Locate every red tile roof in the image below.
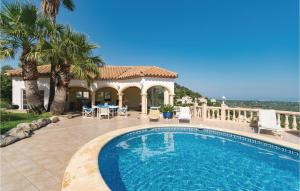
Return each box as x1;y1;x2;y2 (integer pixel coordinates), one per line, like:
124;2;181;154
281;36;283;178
6;65;177;80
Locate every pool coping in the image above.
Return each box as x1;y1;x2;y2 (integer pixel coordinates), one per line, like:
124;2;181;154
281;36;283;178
61;124;300;191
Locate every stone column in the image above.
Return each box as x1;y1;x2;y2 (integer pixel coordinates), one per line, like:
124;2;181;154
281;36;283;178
91;92;96;107
164;90;169;104
202;101;207;121
141;93;147;114
169;94;174;106
221;103;227;121
118;93;123;107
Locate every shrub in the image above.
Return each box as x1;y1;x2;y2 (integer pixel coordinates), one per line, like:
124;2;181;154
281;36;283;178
159;104;175;113
0;99;11;109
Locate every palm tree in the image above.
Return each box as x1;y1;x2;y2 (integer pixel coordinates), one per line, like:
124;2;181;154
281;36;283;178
36;27;104;115
41;0;75;22
40;0;75;111
0;2;53;113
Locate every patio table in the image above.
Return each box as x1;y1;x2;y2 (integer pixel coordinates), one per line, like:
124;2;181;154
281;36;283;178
93;105;119;117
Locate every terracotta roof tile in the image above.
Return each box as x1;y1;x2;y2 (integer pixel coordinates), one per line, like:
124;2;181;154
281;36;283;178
6;65;177;80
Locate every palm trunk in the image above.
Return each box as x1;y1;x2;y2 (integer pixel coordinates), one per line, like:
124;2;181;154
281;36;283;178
50;61;71;115
47;63;56;111
50;84;67;115
41;3;57;111
21;48;46;114
46;13;56;112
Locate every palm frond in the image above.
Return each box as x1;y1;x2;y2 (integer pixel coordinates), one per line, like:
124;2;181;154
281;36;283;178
0;1;45;61
0;39;19;59
62;0;75;11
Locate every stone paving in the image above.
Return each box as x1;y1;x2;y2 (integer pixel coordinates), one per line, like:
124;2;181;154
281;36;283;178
1;112;299;191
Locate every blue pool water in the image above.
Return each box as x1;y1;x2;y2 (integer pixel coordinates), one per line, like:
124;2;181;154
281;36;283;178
99;127;300;191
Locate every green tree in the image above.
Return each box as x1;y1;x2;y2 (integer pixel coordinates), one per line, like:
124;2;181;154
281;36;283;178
35;27;104;114
40;0;75;111
0;65;13;101
174;83;202;102
0;2;54;113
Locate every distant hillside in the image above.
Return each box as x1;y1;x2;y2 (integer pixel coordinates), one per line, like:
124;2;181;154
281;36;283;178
223;100;300;112
174;83;202;101
174;84;299;112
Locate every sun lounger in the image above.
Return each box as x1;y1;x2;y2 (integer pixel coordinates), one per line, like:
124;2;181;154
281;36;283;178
178;107;191;122
258;109;283;136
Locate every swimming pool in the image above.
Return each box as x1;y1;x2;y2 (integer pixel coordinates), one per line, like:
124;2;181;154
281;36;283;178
99;127;300;191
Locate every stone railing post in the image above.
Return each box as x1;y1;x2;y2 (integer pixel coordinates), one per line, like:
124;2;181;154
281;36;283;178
276;113;281;126
201;102;207;121
221;103;227;121
284;114;289;129
227;110;230;121
233;110;236;121
193;102;198;118
292;115;297;130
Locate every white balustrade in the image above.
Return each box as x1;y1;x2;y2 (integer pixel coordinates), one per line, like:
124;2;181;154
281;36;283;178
275;111;300;130
186;104;299;131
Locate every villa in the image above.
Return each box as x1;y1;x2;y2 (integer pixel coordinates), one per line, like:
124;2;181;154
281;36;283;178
7;65;177;113
1;1;299;191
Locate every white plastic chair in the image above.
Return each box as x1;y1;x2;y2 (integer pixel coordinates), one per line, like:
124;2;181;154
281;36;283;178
178;107;192;123
258;109;283;136
98;107;110;119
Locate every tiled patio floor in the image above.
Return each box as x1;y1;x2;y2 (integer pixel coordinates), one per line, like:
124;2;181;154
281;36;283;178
1;112;299;191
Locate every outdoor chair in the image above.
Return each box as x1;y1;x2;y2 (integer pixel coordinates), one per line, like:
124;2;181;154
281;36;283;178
258;109;283;136
118;105;128;116
98;107;110;119
149;107;160;121
82;106;94;118
178;107;191;123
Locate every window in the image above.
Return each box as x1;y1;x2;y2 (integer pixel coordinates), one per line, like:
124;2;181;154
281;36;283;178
22;90;44;109
96;91;111;102
75;91;89;99
75;91;82;98
83;92;89;99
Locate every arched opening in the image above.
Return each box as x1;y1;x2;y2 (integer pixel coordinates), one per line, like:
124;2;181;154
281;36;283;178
147;86;164;107
95;87;118;105
123;87;141;111
66;87;91;111
147;85;170;108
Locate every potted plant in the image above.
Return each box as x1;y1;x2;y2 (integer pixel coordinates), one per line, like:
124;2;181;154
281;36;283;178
159;104;175;119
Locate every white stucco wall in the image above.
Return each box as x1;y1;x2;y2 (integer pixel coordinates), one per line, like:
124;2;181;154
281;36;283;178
12;77;50;109
12;77;175;110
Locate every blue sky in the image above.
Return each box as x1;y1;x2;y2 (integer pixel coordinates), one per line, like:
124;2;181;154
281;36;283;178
2;0;299;101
